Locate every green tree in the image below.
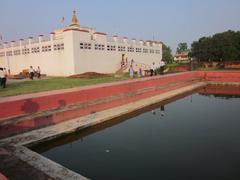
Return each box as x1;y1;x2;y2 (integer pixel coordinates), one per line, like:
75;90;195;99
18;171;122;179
162;43;173;64
176;42;189;54
191;30;240;61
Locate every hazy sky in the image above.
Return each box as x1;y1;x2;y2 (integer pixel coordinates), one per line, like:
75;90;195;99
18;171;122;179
0;0;240;52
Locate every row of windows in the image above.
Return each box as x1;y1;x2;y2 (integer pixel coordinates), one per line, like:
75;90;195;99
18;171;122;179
0;43;65;57
79;42;161;54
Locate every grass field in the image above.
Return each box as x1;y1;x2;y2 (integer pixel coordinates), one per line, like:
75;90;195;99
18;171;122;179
0;75;129;97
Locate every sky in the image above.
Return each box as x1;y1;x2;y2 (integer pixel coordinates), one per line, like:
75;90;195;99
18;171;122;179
0;0;240;53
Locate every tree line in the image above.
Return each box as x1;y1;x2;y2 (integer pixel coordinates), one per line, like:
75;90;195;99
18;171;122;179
163;30;240;63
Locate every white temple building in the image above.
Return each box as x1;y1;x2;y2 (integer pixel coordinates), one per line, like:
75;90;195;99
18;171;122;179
0;11;162;76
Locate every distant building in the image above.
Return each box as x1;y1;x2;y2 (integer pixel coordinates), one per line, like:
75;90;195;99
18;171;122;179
174;52;189;62
0;11;162;76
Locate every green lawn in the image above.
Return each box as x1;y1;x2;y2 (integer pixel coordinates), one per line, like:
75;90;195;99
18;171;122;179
0;75;129;97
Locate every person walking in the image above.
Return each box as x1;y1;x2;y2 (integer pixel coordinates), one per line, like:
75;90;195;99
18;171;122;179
29;66;34;80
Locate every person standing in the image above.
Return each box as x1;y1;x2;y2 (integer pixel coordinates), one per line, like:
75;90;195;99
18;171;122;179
1;68;8;88
160;60;166;75
138;67;142;78
36;66;41;79
150;62;156;76
0;68;4;88
129;65;134;78
29;66;34;80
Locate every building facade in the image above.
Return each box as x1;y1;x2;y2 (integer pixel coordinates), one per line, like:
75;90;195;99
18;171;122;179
0;11;162;76
174;52;189;62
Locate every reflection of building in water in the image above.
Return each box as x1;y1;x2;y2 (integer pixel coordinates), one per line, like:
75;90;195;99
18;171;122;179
0;11;162;76
160;105;165;116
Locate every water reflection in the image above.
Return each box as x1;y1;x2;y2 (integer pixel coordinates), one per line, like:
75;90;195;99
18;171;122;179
31;85;240;180
160;105;165;116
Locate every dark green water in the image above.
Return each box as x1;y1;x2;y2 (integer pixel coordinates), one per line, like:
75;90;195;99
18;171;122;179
33;92;240;180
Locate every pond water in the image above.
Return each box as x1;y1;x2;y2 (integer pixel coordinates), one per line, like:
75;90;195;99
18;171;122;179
32;89;240;180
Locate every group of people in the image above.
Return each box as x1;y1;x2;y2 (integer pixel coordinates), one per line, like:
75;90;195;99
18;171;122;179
0;67;8;88
29;66;41;80
129;59;166;78
150;60;166;76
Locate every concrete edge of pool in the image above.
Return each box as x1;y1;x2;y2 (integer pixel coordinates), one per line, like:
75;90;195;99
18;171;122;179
0;82;208;180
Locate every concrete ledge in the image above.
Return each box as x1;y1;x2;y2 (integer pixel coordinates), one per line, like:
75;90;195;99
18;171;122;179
9;145;88;180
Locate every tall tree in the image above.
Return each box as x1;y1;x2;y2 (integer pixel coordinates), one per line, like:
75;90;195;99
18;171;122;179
162;43;173;64
176;42;188;54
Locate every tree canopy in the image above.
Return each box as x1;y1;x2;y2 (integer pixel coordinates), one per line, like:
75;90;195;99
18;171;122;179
191;30;240;61
162;43;173;63
176;42;189;54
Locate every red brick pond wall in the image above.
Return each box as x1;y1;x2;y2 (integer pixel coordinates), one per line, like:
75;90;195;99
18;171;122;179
0;71;240;138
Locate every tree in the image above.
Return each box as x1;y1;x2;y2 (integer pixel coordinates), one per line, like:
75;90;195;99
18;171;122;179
176;42;189;54
162;43;173;64
191;30;240;61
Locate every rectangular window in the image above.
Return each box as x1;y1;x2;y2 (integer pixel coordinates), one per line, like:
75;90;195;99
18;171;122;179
136;48;142;53
118;46;126;52
42;45;51;52
80;43;91;50
14;49;21;55
155;50;161;54
143;48;149;53
0;52;5;57
107;45;116;51
6;51;13;56
150;49;155;54
95;44;105;50
22;48;30;55
54;43;64;51
127;47;134;52
31;47;40;53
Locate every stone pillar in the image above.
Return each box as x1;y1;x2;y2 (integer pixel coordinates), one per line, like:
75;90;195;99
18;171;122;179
28;37;33;44
113;35;118;42
11;41;16;47
50;32;55;41
3;42;8;48
123;37;128;43
131;38;136;44
38;35;43;43
19;39;24;47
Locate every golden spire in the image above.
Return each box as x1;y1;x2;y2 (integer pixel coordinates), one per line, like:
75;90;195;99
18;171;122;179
69;10;79;27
